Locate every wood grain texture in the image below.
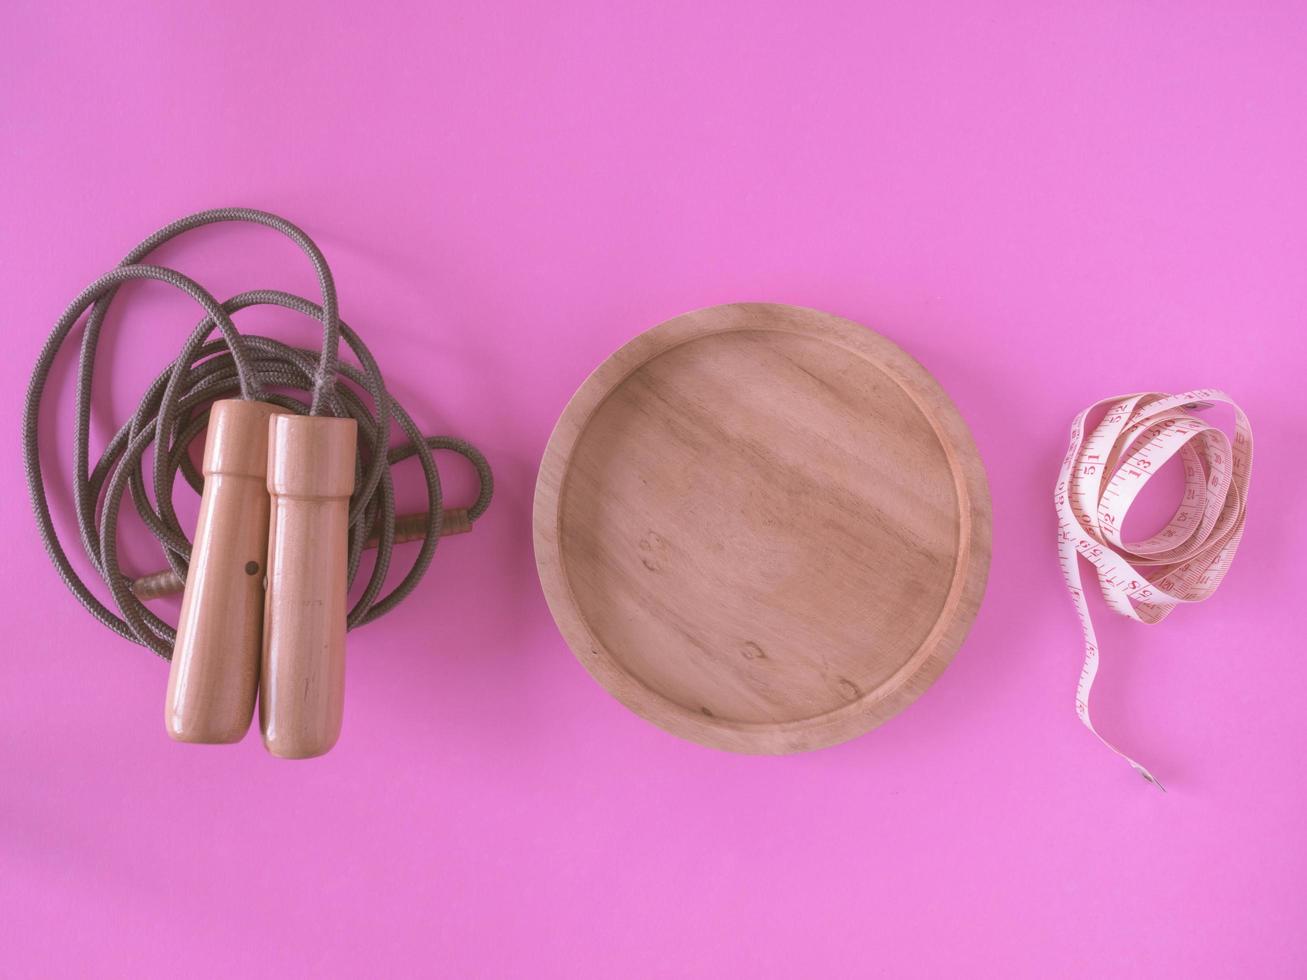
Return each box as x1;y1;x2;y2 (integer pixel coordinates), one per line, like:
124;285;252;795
260;414;357;760
166;399;281;744
533;303;991;754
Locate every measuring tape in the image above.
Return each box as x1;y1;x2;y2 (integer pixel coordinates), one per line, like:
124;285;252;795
1055;389;1253;790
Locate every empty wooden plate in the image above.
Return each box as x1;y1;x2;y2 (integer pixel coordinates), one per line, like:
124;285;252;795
533;303;991;753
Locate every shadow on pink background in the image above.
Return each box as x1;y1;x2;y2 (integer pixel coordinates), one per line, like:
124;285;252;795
2;2;1305;977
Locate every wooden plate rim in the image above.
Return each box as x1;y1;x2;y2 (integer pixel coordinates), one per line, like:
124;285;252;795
532;302;992;754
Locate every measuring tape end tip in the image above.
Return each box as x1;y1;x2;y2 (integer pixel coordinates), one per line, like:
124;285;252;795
1133;765;1167;793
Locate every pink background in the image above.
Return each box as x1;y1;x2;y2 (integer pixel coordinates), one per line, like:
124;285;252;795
3;2;1305;977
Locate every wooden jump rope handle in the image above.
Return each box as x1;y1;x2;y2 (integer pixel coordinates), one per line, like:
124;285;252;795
131;509;471;600
165;400;281;743
260;414;357;759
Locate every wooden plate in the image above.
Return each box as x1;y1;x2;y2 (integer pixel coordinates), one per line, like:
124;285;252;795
533;303;991;753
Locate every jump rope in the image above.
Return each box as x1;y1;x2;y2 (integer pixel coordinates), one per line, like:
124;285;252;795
23;207;492;757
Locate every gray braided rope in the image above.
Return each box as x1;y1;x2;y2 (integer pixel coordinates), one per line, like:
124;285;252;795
23;208;493;659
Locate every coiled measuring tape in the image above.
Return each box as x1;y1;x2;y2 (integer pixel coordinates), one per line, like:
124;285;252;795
1055;389;1252;790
